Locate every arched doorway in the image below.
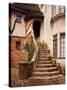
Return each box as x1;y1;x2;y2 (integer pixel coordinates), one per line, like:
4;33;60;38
33;20;41;40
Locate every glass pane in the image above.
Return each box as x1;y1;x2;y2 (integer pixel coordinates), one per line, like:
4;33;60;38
60;33;65;57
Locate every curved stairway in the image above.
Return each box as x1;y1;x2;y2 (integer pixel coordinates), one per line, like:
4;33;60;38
28;45;65;86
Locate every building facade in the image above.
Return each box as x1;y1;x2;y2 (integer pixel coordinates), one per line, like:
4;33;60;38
9;3;44;86
39;4;65;65
9;3;43;64
9;3;65;87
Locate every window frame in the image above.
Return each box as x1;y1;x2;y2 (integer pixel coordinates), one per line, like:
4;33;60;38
16;41;21;50
53;34;57;58
16;15;22;23
60;33;65;58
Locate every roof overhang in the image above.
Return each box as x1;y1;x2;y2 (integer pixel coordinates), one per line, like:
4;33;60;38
9;3;44;19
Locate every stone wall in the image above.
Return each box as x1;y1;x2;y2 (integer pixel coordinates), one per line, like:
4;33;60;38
11;32;34;64
11;36;25;64
10;32;35;86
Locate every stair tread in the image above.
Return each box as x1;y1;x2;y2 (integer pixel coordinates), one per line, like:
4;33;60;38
30;74;63;80
37;63;55;66
33;71;59;74
34;67;57;70
40;57;48;59
28;45;65;85
39;59;50;61
39;57;49;59
37;61;52;63
36;65;55;68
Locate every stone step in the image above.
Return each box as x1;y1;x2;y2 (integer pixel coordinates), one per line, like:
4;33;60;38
37;60;52;64
39;56;49;58
39;59;51;62
32;71;60;77
26;46;65;86
39;50;48;52
39;48;44;50
39;54;50;57
36;63;55;68
39;48;48;50
39;52;49;55
34;67;58;72
39;57;49;60
39;48;49;51
30;74;63;80
28;74;64;85
39;56;51;61
39;56;50;59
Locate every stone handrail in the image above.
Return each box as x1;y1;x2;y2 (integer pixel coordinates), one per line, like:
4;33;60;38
18;31;38;80
30;36;38;63
24;28;38;63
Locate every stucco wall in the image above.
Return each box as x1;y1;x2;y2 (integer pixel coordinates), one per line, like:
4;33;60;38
11;11;34;37
11;12;26;37
53;16;65;35
52;16;65;65
11;36;25;64
40;5;53;56
52;16;65;57
11;33;34;64
10;11;35;64
39;5;65;65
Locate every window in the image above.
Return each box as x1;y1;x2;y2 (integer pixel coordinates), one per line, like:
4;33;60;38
16;15;22;23
60;33;65;58
59;6;65;14
16;41;21;50
53;35;57;58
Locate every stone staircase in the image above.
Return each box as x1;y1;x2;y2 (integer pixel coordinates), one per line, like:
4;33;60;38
28;45;65;86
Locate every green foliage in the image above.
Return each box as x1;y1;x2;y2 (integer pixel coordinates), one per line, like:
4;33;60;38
48;49;50;54
24;42;34;61
60;65;65;75
56;63;61;72
48;55;52;60
39;40;48;49
52;60;65;75
53;60;56;65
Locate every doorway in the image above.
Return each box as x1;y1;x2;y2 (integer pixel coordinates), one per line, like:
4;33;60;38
33;20;41;40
